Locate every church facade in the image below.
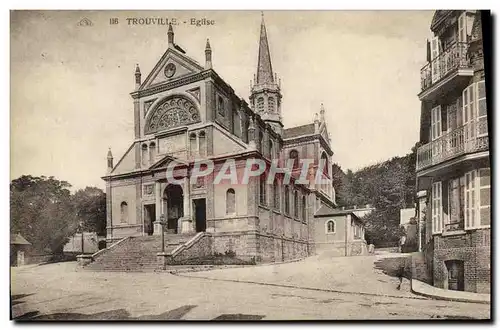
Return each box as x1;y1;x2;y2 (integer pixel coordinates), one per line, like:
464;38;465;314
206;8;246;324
103;16;336;263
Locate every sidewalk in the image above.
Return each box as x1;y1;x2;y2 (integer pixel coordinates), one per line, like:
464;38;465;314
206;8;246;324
411;279;490;304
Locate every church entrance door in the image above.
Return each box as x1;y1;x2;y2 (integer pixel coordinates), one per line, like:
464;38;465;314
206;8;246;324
193;198;206;232
164;184;183;234
143;204;155;236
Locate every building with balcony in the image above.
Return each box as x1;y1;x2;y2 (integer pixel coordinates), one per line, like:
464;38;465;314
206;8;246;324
415;11;490;293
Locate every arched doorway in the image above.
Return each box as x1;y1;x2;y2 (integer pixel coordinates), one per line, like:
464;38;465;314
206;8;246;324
163;184;184;234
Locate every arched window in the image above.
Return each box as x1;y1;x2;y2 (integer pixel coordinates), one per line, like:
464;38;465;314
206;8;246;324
218;96;225;116
189;133;197;157
273;180;280;210
284;186;290;214
289;150;299;169
268;97;275;113
294;190;299;218
302;195;307;221
326;220;336;233
226;188;236;214
256;97;264;113
141;144;148;166
149;142;156;165
120;202;128;223
268;139;274;159
321;152;329;177
198;131;206;157
259;176;267;206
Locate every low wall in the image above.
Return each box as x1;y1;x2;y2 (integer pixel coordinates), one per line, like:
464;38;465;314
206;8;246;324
411;252;432;284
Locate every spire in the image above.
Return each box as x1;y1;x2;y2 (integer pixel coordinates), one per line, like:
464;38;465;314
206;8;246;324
205;38;212;69
168;23;174;46
135;64;141;89
256;12;274;84
320;103;325;122
107;148;114;173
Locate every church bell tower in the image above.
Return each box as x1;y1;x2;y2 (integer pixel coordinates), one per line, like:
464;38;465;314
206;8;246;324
249;13;283;136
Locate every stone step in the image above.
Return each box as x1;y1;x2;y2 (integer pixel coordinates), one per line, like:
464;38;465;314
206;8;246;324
84;234;196;272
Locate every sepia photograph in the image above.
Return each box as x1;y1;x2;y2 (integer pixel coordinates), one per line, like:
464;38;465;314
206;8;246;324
9;8;492;321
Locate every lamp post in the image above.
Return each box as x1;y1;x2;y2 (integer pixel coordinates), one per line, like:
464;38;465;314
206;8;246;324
159;215;166;253
79;220;84;255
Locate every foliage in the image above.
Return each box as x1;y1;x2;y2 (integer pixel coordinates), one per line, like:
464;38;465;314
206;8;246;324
73;187;106;236
10;175;106;254
334;143;419;247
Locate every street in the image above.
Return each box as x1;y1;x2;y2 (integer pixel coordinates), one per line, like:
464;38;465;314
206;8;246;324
10;253;490;320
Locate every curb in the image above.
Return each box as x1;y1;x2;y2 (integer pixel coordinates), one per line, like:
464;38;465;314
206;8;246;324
410;279;490;305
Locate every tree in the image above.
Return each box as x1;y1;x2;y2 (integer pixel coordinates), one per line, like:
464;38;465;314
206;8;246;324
72;187;106;236
337;144;419;247
10;175;79;254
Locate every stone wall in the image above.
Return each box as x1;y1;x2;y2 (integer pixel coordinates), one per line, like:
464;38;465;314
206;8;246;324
411;252;432;284
169;233;213;263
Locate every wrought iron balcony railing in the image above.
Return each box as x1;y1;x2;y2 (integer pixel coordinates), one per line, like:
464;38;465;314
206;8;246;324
420;42;470;91
416;120;489;172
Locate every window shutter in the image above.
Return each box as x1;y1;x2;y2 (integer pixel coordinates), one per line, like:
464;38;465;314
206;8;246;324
464;170;477;229
476;81;487;137
430;36;440;83
463;83;476;144
431;105;442;140
432;181;443;234
478;168;491;227
458;12;467;43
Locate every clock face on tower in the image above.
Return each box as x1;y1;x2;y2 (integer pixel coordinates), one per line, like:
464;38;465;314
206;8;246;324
164;63;176;78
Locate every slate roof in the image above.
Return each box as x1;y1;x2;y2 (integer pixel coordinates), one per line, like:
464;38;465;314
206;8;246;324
10;233;31;246
314;205;364;223
283;123;315;139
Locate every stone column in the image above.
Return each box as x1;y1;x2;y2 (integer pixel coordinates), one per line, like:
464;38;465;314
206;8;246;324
153;181;163;236
417;190;427;252
180;177;194;233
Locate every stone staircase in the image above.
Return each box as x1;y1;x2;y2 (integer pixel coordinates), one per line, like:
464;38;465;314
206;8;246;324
84;234;196;272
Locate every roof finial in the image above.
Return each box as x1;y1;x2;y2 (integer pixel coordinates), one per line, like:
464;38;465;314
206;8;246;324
168;23;174;46
205;38;212;69
320;103;325;121
135;64;141;89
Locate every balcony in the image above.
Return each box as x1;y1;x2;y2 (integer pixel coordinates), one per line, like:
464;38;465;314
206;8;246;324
416;120;489;172
419;42;473;101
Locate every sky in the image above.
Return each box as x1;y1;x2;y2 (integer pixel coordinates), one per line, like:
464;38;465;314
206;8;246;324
10;10;434;190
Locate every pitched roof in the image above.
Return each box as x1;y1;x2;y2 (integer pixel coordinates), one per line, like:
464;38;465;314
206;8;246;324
283;123;315;139
314;205;363;222
10;233;31;245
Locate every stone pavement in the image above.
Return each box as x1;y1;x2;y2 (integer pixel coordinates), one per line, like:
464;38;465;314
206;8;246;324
181;252;416;299
412;279;491;304
10;257;490;320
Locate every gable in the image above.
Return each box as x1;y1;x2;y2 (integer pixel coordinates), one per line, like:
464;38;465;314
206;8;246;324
141;48;204;90
111;143;136;175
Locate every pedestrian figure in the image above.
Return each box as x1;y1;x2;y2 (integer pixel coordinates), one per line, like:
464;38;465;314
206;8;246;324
398;227;407;253
396;265;405;290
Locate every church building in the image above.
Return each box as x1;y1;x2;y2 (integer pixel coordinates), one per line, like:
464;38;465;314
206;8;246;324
103;15;336;263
